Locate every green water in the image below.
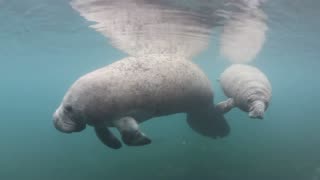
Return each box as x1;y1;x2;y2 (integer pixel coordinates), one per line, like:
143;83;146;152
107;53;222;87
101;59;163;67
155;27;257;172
1;0;320;180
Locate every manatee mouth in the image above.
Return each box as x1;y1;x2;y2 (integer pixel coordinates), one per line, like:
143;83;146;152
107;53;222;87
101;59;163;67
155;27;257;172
54;118;74;133
53;117;85;133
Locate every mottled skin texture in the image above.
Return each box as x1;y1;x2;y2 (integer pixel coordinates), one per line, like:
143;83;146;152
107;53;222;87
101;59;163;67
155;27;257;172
53;55;230;149
216;64;272;119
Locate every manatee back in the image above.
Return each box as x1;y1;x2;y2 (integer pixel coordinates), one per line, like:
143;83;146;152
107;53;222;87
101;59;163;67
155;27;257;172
64;55;213;122
219;64;271;110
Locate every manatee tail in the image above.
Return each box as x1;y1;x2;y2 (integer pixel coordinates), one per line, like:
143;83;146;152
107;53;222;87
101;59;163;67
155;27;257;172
186;105;230;139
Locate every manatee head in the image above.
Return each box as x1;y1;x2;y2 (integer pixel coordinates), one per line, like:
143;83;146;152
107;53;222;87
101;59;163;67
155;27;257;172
248;100;268;119
246;90;270;119
53;104;86;133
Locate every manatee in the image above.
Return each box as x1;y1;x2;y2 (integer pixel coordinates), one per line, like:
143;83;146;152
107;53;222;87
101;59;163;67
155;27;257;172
53;55;230;149
216;64;272;119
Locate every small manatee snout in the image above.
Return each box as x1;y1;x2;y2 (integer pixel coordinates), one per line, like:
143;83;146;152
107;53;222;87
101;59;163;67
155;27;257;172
248;100;266;119
249;109;264;119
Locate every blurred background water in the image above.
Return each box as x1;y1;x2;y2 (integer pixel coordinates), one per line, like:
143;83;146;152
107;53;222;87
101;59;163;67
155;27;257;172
0;0;320;180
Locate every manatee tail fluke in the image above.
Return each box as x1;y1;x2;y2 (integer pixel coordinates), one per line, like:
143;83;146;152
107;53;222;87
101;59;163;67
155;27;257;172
94;126;122;149
186;105;230;139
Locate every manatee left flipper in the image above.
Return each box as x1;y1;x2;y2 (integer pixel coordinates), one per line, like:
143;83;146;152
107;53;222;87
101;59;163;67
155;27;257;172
94;126;122;149
114;117;152;146
215;98;235;114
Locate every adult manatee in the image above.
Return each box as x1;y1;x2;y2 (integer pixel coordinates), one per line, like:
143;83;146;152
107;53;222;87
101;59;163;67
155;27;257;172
53;55;230;149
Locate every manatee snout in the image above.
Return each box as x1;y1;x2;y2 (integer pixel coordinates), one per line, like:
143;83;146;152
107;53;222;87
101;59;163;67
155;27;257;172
248;109;264;119
248;100;266;119
53;106;85;133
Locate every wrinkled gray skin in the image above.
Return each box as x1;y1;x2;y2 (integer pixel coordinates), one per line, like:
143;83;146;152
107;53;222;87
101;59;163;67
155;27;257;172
216;64;272;119
53;55;230;149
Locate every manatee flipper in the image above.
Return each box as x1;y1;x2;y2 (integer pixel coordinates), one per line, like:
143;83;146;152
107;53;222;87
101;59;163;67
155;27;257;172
215;98;235;114
187;105;230;139
94;126;122;149
114;117;151;146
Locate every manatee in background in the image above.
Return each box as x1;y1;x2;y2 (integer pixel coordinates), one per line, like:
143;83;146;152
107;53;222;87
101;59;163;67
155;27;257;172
53;55;230;149
215;64;272;119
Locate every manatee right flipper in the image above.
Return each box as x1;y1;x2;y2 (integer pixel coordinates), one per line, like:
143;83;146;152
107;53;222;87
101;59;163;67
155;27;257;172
215;98;235;114
94;126;122;149
114;117;152;146
187;105;230;139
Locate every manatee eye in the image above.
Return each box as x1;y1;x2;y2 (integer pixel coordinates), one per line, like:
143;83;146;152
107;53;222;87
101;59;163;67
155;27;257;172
65;105;73;112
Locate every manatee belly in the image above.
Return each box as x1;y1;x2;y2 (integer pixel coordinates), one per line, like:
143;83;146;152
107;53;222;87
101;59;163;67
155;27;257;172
63;55;213;124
